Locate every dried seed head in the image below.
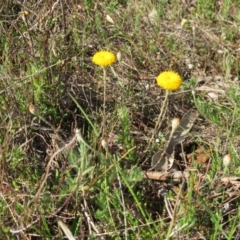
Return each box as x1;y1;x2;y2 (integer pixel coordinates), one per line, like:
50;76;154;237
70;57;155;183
101;138;108;150
223;154;231;167
28;104;37;115
171;118;180;131
116;51;121;61
181;19;188;27
74;128;82;143
24;11;29;16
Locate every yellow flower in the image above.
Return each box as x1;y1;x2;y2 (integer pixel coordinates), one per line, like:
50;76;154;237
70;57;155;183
156;71;182;90
92;50;116;67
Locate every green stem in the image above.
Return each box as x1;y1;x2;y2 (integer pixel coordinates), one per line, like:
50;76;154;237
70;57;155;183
102;67;107;135
148;90;169;148
156;90;169;130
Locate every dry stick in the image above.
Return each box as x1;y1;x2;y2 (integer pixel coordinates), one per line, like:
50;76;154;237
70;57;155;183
1;192;26;239
32;136;76;203
143;170;190;183
82;189;102;237
164;195;173;219
58;220;75;240
81;202;104;239
165;183;183;239
10;220;38;235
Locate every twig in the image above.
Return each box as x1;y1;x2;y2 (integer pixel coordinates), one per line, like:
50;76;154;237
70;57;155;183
32;135;76;203
58;220;75;240
143;170;191;183
164;196;173;219
10;220;38;234
81;202;103;238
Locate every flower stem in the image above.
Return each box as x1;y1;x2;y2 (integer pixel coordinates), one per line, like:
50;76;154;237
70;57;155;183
101;67;107;135
156;90;169;129
148;90;169;147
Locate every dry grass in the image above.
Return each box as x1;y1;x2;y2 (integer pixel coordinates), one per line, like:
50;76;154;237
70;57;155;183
0;0;240;239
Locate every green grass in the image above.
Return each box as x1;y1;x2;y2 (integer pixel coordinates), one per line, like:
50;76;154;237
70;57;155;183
0;0;240;239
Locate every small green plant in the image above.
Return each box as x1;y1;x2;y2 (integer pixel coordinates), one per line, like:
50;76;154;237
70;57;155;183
1;0;240;239
117;105;136;162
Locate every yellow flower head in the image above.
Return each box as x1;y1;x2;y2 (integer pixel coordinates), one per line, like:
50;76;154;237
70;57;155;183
156;71;182;91
92;50;116;67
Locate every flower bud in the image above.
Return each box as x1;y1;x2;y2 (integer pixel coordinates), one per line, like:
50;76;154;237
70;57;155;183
28;104;37;115
24;11;29;16
74;128;80;140
223;154;231;167
117;52;121;61
171;118;180;131
101;138;108;150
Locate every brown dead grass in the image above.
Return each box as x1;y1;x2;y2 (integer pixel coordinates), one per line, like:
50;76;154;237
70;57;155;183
0;0;240;239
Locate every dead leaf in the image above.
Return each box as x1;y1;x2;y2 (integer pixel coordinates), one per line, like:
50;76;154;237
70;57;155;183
151;151;179;171
151;109;199;171
187;147;211;164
